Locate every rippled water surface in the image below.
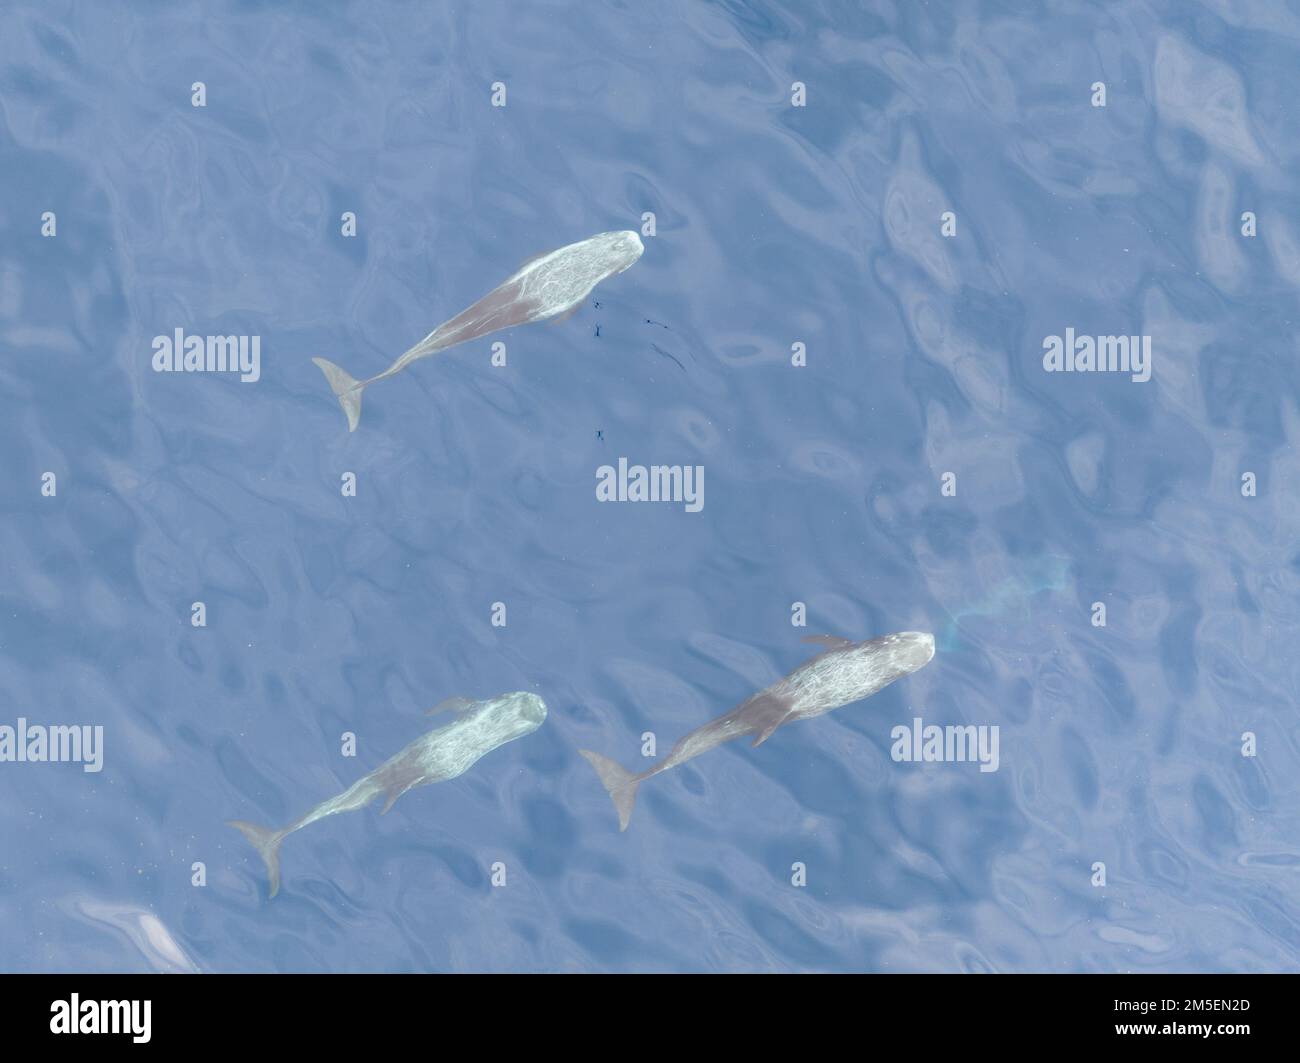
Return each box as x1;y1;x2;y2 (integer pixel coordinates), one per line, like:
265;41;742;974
2;0;1299;973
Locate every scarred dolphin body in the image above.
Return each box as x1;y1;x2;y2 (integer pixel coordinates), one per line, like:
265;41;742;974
580;632;935;831
228;691;547;896
313;230;644;431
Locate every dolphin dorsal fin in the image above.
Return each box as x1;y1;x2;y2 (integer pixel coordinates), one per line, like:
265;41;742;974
802;634;854;651
426;696;476;717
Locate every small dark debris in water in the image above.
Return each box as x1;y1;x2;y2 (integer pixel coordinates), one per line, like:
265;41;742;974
596;429;604;442
651;343;685;371
595;324;601;338
645;318;670;329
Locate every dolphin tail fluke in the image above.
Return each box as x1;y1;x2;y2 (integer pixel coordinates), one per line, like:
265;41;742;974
579;749;639;831
227;820;287;898
312;357;364;432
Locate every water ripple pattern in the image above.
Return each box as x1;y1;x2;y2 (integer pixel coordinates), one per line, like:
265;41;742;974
0;0;1298;972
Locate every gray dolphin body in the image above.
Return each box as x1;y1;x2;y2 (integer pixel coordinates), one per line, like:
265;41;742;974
313;230;644;431
580;632;935;831
228;692;547;896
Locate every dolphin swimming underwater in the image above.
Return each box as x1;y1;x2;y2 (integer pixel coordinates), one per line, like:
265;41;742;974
580;632;935;831
313;229;645;431
228;692;547;896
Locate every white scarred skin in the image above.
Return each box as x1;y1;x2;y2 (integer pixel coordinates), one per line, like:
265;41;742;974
579;632;937;832
643;633;935;778
291;691;548;829
313;230;644;431
776;632;936;721
375;230;645;383
229;692;547;895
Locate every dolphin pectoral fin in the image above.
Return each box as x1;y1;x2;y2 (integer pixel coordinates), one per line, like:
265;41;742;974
425;696;476;717
380;781;409;815
802;634;854;651
742;693;795;749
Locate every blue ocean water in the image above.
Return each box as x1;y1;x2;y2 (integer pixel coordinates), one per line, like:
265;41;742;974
2;0;1299;974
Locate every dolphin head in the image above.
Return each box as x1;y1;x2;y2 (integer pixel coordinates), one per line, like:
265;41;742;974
492;691;548;736
793;630;935;717
852;630;935;685
603;230;644;273
891;631;936;674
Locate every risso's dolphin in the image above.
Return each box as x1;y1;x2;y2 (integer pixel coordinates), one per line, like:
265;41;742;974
313;229;644;431
228;691;547;896
580;632;935;831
